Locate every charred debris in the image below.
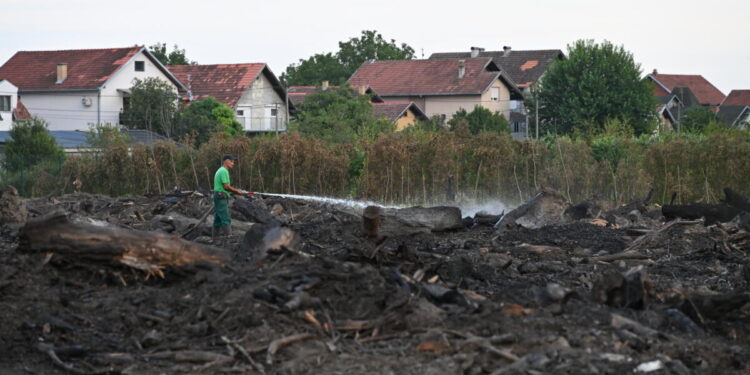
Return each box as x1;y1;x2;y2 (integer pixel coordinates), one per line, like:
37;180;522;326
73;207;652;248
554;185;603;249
0;185;749;374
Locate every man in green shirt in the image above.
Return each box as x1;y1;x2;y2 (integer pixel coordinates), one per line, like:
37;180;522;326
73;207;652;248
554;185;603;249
213;154;251;244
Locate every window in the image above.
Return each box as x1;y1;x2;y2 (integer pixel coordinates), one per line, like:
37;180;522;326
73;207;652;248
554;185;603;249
135;61;145;72
270;108;278;117
513;121;522;133
237;110;244;116
490;88;500;102
0;96;10;111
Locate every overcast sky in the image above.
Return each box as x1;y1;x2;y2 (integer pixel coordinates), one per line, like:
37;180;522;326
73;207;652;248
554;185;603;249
2;0;748;93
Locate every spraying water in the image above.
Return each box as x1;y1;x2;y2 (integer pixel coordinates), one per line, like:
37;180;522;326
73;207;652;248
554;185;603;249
255;192;512;217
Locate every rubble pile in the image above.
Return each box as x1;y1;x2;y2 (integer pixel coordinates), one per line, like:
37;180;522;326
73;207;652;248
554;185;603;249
0;189;748;374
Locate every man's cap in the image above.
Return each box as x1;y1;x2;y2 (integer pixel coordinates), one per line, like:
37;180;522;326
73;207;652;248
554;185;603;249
223;154;238;161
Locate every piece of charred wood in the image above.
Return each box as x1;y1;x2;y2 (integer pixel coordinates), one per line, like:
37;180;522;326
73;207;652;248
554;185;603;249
662;203;741;225
19;210;230;277
362;205;381;238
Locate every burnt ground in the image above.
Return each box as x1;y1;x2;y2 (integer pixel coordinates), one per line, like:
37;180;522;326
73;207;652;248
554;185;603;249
0;193;748;374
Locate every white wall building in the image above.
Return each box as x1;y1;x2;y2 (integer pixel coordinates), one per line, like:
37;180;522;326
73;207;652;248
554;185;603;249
0;47;184;130
168;63;290;133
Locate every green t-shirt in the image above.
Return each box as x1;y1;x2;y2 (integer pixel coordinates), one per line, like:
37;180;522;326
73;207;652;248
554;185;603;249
214;166;230;194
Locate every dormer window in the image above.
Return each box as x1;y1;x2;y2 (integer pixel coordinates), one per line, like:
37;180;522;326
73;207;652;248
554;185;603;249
135;61;145;72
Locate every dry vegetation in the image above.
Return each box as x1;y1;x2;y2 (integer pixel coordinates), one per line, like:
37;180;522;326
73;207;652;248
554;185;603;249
25;131;750;206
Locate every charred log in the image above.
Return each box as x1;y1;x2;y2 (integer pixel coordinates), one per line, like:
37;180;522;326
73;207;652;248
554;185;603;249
19;211;230;276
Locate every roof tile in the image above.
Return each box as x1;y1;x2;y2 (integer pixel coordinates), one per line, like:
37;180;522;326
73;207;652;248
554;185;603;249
348;58;501;96
649;73;725;106
429;49;563;86
723;90;750;106
0;47;143;91
168;64;266;108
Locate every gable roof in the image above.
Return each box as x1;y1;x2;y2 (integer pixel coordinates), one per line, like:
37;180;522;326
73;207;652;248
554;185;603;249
372;101;428;123
0;47;184;92
348;58;521;97
647;73;725;106
722;90;750;106
429;49;564;87
716;105;750;128
287;85;384;107
168;63;287;108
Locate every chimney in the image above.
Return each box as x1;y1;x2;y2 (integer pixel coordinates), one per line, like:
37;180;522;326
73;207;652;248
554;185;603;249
652;68;658;75
322;80;329;90
458;60;465;79
56;63;68;84
358;85;367;95
470;46;485;58
502;46;512;56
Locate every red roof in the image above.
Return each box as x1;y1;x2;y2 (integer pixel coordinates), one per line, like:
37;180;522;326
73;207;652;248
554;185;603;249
0;47;144;91
649;73;725;106
722;90;750;106
13;99;32;120
348;58;506;96
168;64;266;108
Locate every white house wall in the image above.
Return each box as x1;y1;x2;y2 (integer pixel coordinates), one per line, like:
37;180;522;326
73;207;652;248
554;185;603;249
0;80;18;130
21;91;100;130
235;71;288;132
101;51;179;123
22;50;178;131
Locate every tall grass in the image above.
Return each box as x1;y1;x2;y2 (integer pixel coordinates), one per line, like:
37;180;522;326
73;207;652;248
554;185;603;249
10;131;750;206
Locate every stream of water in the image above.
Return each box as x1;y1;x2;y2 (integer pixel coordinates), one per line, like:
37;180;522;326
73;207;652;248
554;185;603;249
255;192;510;217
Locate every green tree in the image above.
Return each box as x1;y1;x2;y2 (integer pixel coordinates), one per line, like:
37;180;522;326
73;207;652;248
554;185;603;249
4;118;64;174
538;40;656;136
175;97;243;145
288;87;394;143
680;106;718;134
448;106;510;135
123;77;179;138
148;43;196;66
337;30;415;73
281;53;350;86
281;30;414;86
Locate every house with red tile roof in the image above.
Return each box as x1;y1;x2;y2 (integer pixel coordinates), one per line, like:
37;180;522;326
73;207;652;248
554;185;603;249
646;70;726;111
429;46;564;138
348;58;523;132
0;46;185;130
168;64;289;132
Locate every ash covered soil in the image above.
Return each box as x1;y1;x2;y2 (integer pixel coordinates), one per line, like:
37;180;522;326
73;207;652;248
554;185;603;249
0;192;748;374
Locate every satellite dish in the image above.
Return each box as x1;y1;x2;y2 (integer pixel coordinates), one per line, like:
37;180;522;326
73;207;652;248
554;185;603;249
82;97;93;107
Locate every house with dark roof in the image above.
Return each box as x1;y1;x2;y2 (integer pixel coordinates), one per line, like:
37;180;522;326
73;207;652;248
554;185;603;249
288;83;427;130
646;71;725;112
167;64;290;133
655;86;700;131
348;58;523;133
0;47;185;131
429;46;564;139
717;90;750;129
